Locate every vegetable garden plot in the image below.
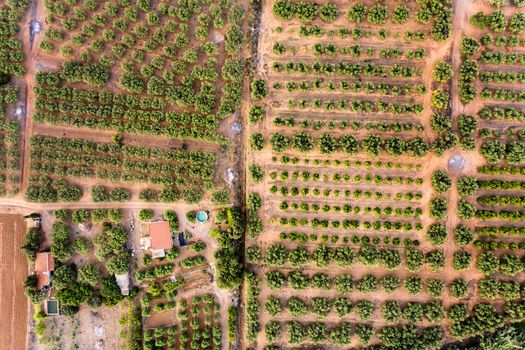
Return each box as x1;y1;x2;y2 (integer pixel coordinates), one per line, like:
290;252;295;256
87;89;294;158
143;294;222;350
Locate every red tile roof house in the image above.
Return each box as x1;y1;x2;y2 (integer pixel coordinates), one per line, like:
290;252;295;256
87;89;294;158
147;221;173;258
34;252;54;290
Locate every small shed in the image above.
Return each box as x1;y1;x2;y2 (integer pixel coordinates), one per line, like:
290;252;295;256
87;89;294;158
25;215;41;229
35;252;54;290
115;272;130;296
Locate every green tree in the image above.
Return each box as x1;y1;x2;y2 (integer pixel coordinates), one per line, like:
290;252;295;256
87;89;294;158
319;3;338;22
453;251;472;271
460;37;480;57
449;278;468;298
457;176;479;196
138;209;154;221
250;79;268;100
430;198;448;219
454;225;474;247
77;263;101;287
476;251;499;275
431;170;451;193
51;265;76;290
432;61;453;82
382;300;402;323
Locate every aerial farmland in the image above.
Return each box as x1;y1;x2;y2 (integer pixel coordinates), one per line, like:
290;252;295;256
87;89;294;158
0;0;523;349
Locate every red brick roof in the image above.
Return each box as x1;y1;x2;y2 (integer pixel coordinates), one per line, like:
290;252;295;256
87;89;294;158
36;273;50;290
149;221;173;250
35;252;54;272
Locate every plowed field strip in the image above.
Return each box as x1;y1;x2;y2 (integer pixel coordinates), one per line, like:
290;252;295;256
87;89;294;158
0;214;27;350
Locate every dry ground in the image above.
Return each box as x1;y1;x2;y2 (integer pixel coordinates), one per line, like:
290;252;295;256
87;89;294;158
0;214;28;350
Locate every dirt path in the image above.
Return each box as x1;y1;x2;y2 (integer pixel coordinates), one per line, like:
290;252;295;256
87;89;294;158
20;0;44;195
450;0;468;123
32;124;222;154
0;197;216;211
0;214;28;350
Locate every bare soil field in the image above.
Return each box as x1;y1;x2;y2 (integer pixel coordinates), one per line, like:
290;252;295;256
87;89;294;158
0;214;28;350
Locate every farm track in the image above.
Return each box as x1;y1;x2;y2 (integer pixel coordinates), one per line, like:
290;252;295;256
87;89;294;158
19;0;41;196
32;123;222;154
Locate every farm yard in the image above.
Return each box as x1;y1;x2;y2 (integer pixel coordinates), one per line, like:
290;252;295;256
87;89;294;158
0;0;524;349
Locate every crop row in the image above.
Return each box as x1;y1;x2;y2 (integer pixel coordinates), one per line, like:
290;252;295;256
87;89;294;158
35;72;165;106
308;44;427;61
270;186;423;202
271;156;422;172
279;202;422;218
474;239;525;252
33;111;226;144
274;216;421;233
245;271;260;341
478;165;525;175
29;162;212;191
480;87;525;103
476;226;525;237
297;24;430;42
282;98;424;116
479;70;525;83
478;278;524;301
479;33;525;48
31;146;212;177
476;251;525;277
144;294;221;350
477;178;525;190
480;139;525;165
263;269;443;295
477;195;525;207
277;231;421;248
0;91;20;197
259;244;446;272
275;79;426;96
264;133;429;157
478;105;525;121
265;296;454;324
475;209;525;222
270;322;442;348
271;60;421;79
470;10;525;34
273;117;423;133
30;149;213;180
478;50;525;65
269;170;423;186
272;0;453;41
30;135;217;163
34;97;216;129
